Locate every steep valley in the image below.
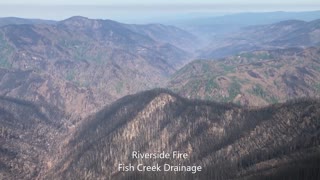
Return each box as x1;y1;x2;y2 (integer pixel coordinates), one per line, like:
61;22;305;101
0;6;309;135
0;17;320;117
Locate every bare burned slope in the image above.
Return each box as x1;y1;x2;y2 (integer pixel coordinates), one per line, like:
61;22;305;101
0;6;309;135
0;68;98;119
47;89;320;180
0;96;67;180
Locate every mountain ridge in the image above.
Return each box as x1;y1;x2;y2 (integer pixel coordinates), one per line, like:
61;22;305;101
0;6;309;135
42;88;320;180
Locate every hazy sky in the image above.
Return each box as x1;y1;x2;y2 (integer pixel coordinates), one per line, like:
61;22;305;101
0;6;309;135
1;0;319;5
0;0;319;22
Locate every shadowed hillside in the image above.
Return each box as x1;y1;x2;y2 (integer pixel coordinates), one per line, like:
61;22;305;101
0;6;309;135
44;89;320;180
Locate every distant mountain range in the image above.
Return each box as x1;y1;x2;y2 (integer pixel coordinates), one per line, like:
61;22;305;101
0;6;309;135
198;19;320;58
176;11;320;27
175;11;320;40
0;17;56;27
